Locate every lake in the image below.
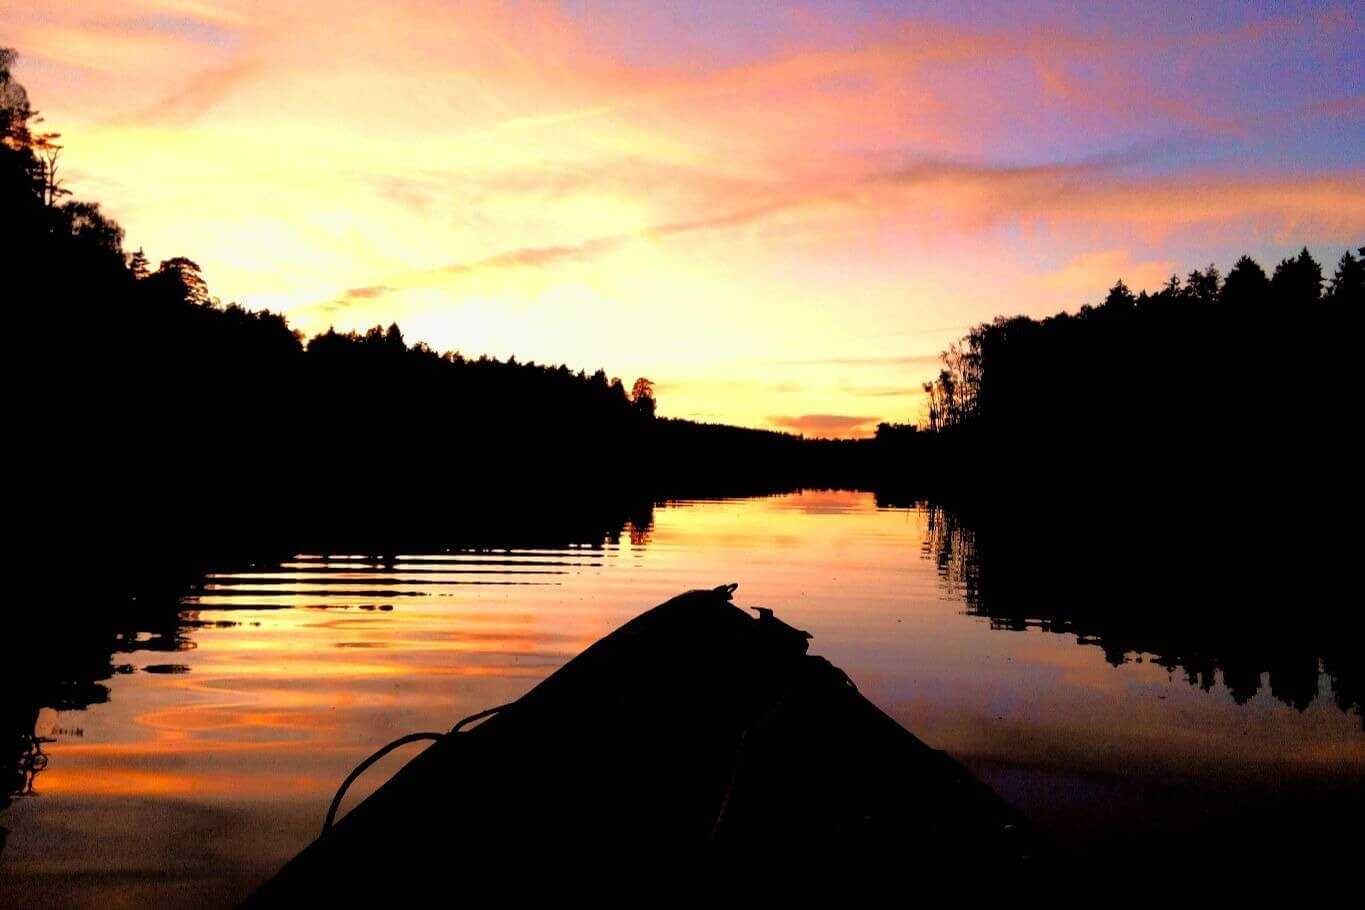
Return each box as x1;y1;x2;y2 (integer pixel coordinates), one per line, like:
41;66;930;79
2;490;1361;904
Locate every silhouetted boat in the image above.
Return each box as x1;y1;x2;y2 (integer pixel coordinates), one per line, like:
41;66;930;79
248;585;1039;900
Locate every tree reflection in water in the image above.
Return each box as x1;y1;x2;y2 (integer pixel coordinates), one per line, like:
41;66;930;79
913;496;1363;723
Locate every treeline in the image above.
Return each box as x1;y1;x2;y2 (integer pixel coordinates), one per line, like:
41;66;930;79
6;50;876;592
10;43;1361;581
4;45;654;463
879;244;1363;493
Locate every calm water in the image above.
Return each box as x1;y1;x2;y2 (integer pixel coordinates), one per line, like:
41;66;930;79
3;491;1362;904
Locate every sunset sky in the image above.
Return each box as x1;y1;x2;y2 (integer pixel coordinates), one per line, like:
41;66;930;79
6;1;1363;434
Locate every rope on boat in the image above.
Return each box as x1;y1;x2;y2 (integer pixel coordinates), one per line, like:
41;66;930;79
322;584;765;838
322;702;514;835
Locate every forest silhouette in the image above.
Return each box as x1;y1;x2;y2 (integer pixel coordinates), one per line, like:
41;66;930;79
4;46;1364;872
4;49;878;595
884;244;1364;493
5;45;1362;585
2;48;1365;592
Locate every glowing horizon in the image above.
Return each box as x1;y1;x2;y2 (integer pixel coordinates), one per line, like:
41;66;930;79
6;1;1363;435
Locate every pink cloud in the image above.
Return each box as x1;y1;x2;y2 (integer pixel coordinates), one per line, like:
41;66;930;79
769;414;881;438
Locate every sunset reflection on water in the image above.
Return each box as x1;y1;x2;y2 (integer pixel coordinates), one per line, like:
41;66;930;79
3;491;1362;905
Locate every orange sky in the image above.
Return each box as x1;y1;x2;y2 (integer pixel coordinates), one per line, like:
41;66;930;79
6;1;1363;434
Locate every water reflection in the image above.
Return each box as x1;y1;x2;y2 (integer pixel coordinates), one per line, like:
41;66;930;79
1;506;655;885
0;731;45;857
2;491;1361;902
2;606;194;863
913;499;1363;725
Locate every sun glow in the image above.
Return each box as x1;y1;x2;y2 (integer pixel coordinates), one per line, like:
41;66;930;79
7;1;1363;434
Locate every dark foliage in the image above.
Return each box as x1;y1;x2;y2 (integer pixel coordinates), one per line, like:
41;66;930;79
906;496;1363;725
8;45;1361;577
885;244;1362;494
5;51;868;598
872;246;1365;731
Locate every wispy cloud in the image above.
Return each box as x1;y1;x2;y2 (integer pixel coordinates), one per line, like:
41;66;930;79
842;386;927;398
302;284;396;316
769;414;881;438
440;198;800;276
324;160;1365;297
8;0;1362;431
123;57;259;125
341;285;392;300
777;354;943;368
